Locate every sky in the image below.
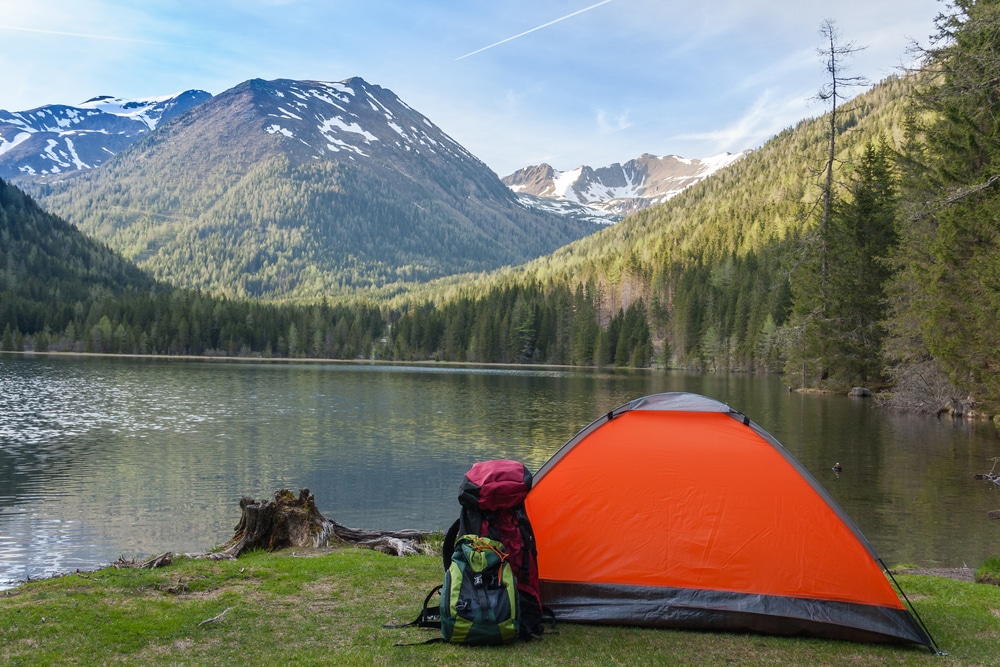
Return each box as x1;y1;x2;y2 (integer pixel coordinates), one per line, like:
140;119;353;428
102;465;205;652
0;0;944;177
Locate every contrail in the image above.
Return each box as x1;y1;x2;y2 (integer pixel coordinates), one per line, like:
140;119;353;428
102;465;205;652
0;24;165;45
456;0;614;61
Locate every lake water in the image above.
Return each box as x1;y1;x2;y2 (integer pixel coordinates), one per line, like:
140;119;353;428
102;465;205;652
1;355;998;588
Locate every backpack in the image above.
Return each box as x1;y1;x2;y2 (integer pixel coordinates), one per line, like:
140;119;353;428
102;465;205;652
443;459;545;639
385;459;548;644
440;534;519;645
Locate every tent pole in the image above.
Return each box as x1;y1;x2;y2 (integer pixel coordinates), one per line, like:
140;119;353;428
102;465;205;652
880;559;945;656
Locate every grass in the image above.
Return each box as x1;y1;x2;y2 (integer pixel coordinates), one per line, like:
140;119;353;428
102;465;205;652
976;557;1000;585
2;547;999;666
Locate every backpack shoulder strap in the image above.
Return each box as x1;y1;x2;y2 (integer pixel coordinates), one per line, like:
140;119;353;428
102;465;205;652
442;518;460;570
382;584;443;629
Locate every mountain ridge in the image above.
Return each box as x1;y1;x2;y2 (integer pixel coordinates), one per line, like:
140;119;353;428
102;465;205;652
25;76;601;300
503;151;748;220
4;84;745;225
0;90;211;179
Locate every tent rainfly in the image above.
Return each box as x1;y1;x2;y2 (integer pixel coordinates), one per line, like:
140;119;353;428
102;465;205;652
524;393;935;649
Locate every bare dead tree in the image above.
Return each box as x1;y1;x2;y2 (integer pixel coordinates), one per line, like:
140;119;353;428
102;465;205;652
815;19;869;284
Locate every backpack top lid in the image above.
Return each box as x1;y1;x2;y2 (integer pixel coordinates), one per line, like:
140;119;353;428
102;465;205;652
459;459;532;511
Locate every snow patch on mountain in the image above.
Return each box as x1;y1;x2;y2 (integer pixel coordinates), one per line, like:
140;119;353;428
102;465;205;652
265;124;294;138
552;167;584;200
514;192;619;225
78;93;188;130
0;131;32;157
250;78;479;168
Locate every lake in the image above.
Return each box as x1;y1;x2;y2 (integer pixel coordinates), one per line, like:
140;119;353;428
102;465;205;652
1;354;998;589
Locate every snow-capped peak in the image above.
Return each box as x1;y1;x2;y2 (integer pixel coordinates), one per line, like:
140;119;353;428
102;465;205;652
0;90;211;178
247;77;479;167
502;151;749;221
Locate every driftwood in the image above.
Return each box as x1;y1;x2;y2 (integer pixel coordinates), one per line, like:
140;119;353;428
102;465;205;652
113;551;183;569
218;488;433;558
198;608;231;627
974;458;1000;492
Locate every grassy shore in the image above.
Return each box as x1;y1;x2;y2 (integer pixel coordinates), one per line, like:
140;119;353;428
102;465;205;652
2;547;998;666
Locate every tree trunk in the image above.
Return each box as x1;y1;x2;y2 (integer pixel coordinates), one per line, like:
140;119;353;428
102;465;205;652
219;488;433;558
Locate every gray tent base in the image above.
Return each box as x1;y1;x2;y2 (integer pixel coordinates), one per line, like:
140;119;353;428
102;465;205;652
541;581;935;648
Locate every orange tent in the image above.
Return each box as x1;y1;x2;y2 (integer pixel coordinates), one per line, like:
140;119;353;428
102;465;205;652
524;393;934;647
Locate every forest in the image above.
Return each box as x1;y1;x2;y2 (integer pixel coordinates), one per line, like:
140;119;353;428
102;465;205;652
2;1;999;414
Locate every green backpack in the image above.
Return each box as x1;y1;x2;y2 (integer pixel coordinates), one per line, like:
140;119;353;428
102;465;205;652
440;534;519;645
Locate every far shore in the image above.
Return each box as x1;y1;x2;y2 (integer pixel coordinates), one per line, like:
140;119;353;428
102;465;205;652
1;348;603;371
7;349;999;420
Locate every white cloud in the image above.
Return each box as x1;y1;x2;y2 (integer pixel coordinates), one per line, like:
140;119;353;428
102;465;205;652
675;89;815;154
596;109;632;133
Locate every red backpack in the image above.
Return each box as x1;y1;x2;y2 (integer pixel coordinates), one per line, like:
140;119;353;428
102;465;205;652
443;459;546;639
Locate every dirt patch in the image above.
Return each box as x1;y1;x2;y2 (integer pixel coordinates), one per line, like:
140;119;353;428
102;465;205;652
172;638;194;651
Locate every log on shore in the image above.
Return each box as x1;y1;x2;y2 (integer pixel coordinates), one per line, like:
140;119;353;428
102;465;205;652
218;488;434;558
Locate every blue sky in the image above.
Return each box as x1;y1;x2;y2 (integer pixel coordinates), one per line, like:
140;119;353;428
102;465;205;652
1;0;942;176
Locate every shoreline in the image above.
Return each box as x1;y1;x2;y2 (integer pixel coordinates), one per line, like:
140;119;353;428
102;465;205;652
0;348;611;372
6;349;998;419
1;546;981;594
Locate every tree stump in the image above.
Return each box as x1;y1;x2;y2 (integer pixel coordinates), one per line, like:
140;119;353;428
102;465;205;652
218;488;433;558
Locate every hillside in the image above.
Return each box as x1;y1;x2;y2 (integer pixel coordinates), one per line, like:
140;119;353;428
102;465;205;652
375;75;915;369
0;177;154;344
535;77;910;282
26;77;600;300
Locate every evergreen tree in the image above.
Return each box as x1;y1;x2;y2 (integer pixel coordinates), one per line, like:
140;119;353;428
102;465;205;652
1;323;13;351
824;139;899;388
893;0;1000;407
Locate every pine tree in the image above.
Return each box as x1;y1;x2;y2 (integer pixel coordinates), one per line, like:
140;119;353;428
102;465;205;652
1;323;13;351
893;0;1000;408
824;139;899;388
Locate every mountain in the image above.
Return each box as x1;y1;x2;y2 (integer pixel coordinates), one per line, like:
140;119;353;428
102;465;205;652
25;77;600;300
0;91;211;179
503;152;748;220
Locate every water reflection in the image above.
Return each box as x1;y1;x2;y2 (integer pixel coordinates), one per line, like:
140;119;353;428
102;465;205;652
1;355;998;588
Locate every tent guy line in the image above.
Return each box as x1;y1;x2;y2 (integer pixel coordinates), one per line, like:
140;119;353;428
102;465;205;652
455;0;615;60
